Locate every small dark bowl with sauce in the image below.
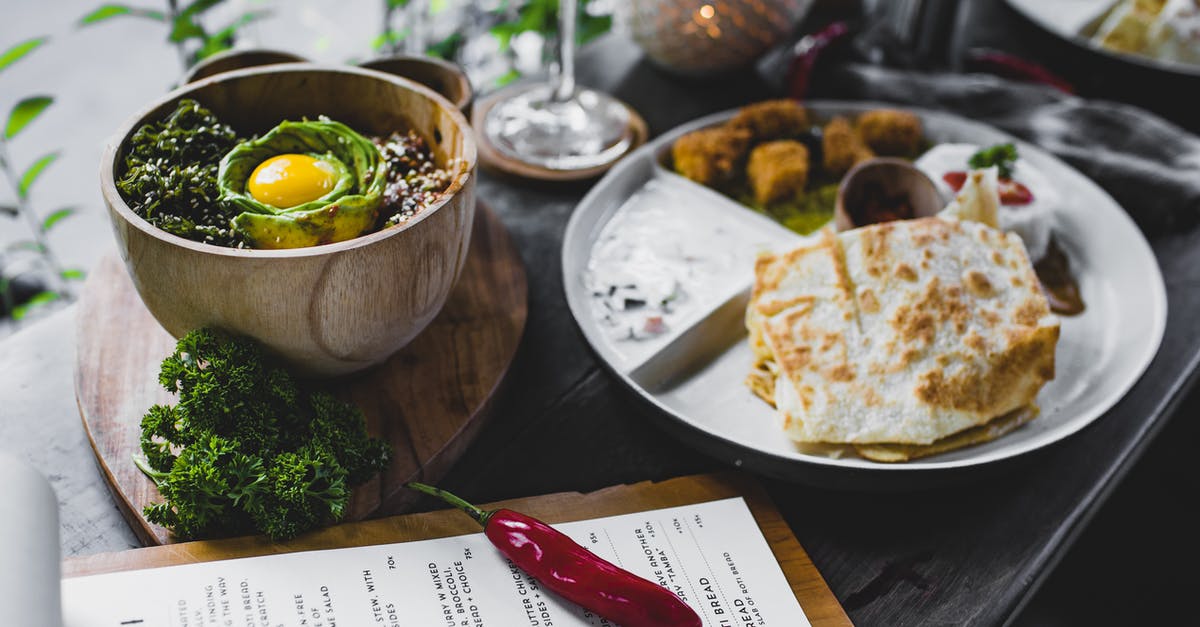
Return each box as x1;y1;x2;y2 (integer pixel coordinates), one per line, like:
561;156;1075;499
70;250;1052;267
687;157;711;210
834;158;943;231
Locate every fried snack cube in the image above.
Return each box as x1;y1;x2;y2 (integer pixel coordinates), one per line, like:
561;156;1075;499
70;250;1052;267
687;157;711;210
671;126;751;186
747;140;809;205
856;109;923;156
728;99;809;141
822;116;874;177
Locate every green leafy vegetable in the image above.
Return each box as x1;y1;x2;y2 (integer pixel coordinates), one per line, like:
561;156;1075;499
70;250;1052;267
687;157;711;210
116;99;244;246
136;328;390;540
968;143;1018;179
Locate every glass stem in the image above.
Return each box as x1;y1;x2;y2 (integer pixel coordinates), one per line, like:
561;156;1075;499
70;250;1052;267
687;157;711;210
405;0;428;56
552;0;578;103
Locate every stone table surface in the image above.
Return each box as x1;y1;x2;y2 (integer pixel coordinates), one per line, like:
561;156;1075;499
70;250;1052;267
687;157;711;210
4;25;1200;627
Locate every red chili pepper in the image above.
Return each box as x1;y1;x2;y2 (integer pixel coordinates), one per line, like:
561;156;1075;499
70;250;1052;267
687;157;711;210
406;482;703;627
964;49;1075;94
786;21;851;101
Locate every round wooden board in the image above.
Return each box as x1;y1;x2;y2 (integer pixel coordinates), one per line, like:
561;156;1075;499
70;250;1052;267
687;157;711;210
472;84;648;182
75;202;527;545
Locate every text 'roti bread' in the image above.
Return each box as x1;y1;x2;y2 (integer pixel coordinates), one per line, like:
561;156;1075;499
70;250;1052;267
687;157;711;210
747;217;1059;449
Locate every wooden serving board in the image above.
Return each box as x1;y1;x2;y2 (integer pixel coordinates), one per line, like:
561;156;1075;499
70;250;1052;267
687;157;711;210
75;202;527;546
64;472;852;626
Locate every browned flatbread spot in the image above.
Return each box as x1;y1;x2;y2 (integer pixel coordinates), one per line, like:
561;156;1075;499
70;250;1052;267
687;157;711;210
964;270;994;297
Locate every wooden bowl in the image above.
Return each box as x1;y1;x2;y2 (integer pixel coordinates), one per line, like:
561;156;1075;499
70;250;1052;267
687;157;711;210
100;65;477;377
181;48;306;84
834;157;943;231
359;55;474;118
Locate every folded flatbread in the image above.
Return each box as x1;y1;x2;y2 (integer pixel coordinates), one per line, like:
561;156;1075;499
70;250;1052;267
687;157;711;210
747;217;1058;450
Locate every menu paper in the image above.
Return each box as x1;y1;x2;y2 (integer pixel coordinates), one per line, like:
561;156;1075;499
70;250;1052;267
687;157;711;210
63;497;810;627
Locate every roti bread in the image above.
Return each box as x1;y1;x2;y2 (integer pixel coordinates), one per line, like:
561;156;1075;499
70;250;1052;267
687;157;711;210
747;217;1058;447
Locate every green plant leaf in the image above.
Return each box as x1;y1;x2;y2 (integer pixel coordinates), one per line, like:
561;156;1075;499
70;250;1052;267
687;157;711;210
5;96;53;139
169;0;223;43
79;4;168;25
179;0;223;20
194;10;268;61
80;4;130;23
0;37;47;74
490;23;515;50
5;240;45;254
578;13;613;45
18;152;58;200
41;207;75;231
372;29;406;52
61;268;86;280
0;204;16;217
493;68;520;88
387;0;410;9
425;32;463;60
169;18;205;43
12;290;59;320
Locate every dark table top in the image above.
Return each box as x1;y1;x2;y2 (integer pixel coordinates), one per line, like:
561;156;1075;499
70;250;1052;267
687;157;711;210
431;26;1200;627
3;2;1198;625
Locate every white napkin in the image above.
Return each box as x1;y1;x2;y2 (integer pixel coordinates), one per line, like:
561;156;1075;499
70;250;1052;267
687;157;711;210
0;453;61;627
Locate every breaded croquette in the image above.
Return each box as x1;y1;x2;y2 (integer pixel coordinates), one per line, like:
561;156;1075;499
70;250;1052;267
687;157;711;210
727;99;809;141
856;109;922;156
747;140;809;205
822;116;874;176
671;126;752;186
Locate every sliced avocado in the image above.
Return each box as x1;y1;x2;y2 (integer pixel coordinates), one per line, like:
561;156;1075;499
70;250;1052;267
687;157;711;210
218;118;388;248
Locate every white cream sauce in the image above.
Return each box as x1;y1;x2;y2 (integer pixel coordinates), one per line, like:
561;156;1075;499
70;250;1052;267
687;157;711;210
916;143;1059;261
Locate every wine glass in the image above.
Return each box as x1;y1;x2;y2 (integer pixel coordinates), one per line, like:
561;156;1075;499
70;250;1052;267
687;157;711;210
483;0;634;171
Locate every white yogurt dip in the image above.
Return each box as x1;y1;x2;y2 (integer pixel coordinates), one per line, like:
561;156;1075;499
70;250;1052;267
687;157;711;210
916;143;1059;261
584;176;800;366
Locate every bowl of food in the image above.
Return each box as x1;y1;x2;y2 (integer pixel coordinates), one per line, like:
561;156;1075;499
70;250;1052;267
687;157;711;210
100;65;477;376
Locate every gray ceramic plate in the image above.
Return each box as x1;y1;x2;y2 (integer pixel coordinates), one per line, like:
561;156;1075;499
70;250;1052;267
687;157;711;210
562;102;1166;487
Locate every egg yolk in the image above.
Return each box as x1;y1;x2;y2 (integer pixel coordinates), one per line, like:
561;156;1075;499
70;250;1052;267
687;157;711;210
246;154;337;209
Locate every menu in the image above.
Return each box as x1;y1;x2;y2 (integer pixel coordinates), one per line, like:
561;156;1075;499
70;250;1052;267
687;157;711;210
62;497;810;626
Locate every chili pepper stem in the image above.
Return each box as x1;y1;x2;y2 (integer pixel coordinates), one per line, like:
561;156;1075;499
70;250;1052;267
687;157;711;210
405;482;493;527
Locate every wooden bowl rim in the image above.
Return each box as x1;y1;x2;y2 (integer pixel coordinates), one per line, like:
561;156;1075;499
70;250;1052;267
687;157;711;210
181;48;309;85
100;63;477;259
358;54;474;113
